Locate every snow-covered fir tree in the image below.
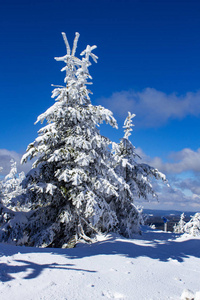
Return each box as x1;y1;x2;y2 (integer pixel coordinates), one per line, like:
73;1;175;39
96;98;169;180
112;112;167;236
0;160;25;208
181;213;200;236
174;212;200;236
18;32;122;247
184;213;200;236
0;161;29;245
173;212;186;233
0;33;166;247
113;112;166;199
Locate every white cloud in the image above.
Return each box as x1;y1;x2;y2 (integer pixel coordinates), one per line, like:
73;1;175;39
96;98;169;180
158;185;200;211
137;178;200;212
135;147;200;211
175;177;200;195
0;149;32;176
137;147;200;174
99;88;200;127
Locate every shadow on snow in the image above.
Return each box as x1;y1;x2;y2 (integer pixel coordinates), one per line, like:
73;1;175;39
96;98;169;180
0;259;96;282
64;228;200;264
0;228;200;282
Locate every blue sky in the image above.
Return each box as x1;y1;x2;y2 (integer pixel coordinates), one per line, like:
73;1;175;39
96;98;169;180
0;0;200;211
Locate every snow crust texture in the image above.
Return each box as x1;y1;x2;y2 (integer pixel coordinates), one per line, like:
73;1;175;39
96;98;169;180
0;228;200;300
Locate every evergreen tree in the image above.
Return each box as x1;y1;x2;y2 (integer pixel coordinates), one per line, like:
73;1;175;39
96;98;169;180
174;212;200;236
184;213;200;236
0;161;29;245
0;160;25;208
173;213;186;233
4;32;122;247
0;33;166;247
112;112;167;236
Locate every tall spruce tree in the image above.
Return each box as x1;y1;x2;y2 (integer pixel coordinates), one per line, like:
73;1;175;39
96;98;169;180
18;32;124;247
0;33;166;247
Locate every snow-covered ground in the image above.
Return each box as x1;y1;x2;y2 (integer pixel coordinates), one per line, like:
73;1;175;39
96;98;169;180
0;227;200;300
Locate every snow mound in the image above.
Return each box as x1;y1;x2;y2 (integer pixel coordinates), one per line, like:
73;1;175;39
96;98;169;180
0;227;200;300
181;289;200;300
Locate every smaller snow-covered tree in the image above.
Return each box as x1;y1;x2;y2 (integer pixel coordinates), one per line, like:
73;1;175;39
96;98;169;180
173;213;186;233
0;161;28;245
0;160;25;207
113;112;167;199
112;112;167;237
183;213;200;236
174;212;200;236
